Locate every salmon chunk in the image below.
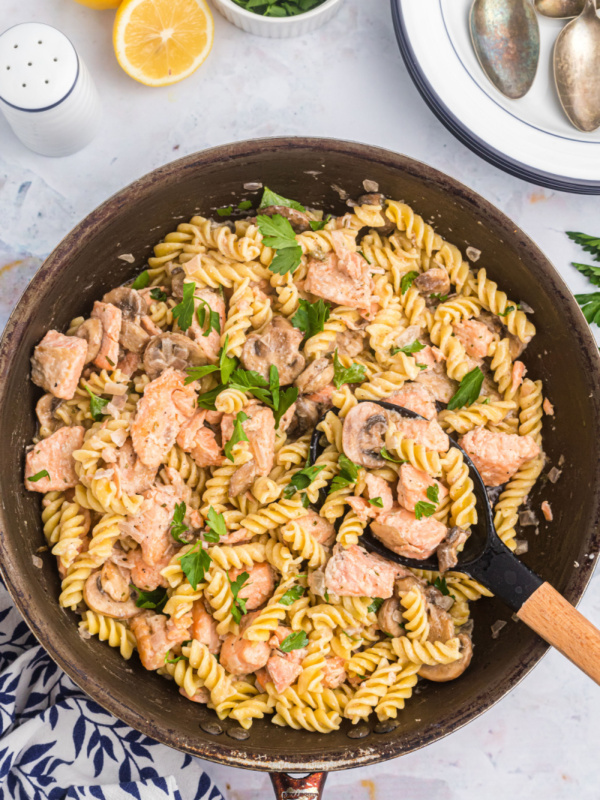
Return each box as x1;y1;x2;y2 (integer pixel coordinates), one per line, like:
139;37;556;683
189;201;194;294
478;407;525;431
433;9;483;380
452;319;496;359
121;484;179;566
304;251;372;311
413;345;445;371
371;506;448;560
397;464;448;513
220;628;271;676
188;288;226;364
130;611;191;671
228;562;275;611
131;369;196;469
323;544;401;598
31;330;88;400
391;417;449;452
222;405;275;476
177;410;224;468
25;426;84;492
322;656;347;689
91;301;122;371
295;512;336;546
347;496;378;524
459;427;540;487
385;383;437;421
365;473;394;512
112;439;158;496
510;361;526;395
191;599;221;655
125;548;171;592
266;652;303;693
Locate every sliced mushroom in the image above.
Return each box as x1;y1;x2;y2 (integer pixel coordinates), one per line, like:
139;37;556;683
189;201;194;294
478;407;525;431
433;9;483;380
256;205;311;233
119;319;150;354
335;328;365;358
357;193;395;235
394;574;426;596
377;597;405;638
35;393;60;431
342;401;395;468
229;460;257;498
437;526;469;574
83;569;138;619
102;287;148;320
418;633;473;682
426;601;455;644
241;316;305;384
143;332;208;380
100;561;131;603
414;268;451;297
76;318;103;364
170;267;185;301
294;358;334;395
287;396;319;439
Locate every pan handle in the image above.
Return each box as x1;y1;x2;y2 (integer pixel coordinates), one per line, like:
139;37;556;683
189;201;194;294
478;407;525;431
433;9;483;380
269;772;328;800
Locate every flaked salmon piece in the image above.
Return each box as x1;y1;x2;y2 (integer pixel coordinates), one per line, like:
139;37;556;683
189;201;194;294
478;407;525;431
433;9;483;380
371;505;448;560
543;398;554;416
91;301;122;371
121;484;179;566
452;319;496;360
510;361;526;395
187;288;226;364
125;548;171;591
385;383;437;421
365;473;394;512
140;315;162;337
25;426;85;492
397;464;448;513
112;439;157;496
116;352;140;378
304;251;372;311
177;409;224;468
131;369;196;469
266;652;303;693
414;345;445;370
323;544;402;598
191;599;221;655
254;667;269;692
391;417;449;453
459;427;540;487
180;686;210;704
31;330;88;400
222;405;275;476
220;627;271;676
541;500;553;521
130;611;191;671
347;496;378;524
322;656;347;689
228;562;275;611
295;512;336;546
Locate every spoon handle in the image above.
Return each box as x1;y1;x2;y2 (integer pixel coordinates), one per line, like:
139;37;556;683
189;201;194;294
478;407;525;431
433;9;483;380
517;583;600;685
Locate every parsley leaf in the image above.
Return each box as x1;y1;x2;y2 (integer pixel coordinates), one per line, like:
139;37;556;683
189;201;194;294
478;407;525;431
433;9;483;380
380;447;404;463
205;507;226;543
301;493;310;508
164;651;185;664
216;206;233;216
196;299;221;337
430;292;449;302
179;545;211;590
274;386;298;428
434;576;451;596
28;469;49;483
172;280;196;332
333;349;366;389
228;366;297;427
229;571;249;623
238;200;253;211
367;598;384;614
426;484;439;504
291;298;331;340
279;631;309;653
368;497;384;508
576;292;600;325
257;213;298;250
481;397;490;405
573;262;600;287
135;586;168;612
184;364;219;385
259;187;305;212
224;411;249;462
567;231;600;260
330;454;360;493
196;384;226;410
280;585;306;606
219;338;238;384
401;271;419;294
498;305;518;317
170;502;189;543
84;386;109;421
447;366;484;410
150;287;167;302
309;215;331;231
391;340;425;356
414;500;436;520
268;245;303;276
283;464;326;499
131;270;149;290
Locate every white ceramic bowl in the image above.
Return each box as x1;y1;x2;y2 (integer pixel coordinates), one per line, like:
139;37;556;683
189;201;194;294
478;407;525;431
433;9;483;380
212;0;345;38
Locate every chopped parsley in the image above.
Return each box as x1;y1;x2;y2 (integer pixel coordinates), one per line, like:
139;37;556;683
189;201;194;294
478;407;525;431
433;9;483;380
291;298;331;340
28;469;49;483
309;215;332;231
368;497;384;508
391;340;425;356
447;366;484;411
414;500;436;520
135;586;168;612
170;502;189;543
238;200;253;211
224;411;249;462
380;447;404;464
204;507;226;543
430;292;449;302
283;464;325;499
330;454;360;493
259;187;305;212
164;651;185;665
172;280;196;332
332;349;366;389
149;287;167;302
228;365;297;428
279;585;306;606
85;386;109;421
216;206;233;216
131;270;150;290
279;631;309;652
257;213;302;276
367;598;384;614
434;576;451;596
426;484;439;504
196;299;221;337
229;571;249;623
178;544;211;590
498;305;518;317
400;271;419;294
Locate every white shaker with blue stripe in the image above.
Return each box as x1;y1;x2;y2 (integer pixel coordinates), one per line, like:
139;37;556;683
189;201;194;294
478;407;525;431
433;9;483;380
0;22;102;157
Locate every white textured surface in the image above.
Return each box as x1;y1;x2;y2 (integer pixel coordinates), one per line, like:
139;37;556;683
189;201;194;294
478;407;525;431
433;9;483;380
0;0;599;797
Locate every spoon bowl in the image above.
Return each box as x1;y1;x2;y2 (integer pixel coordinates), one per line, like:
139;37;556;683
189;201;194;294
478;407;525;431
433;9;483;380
535;0;589;18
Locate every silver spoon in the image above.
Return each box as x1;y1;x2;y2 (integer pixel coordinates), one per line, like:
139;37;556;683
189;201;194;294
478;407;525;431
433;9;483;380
470;0;540;99
554;0;600;131
535;0;592;18
310;400;600;684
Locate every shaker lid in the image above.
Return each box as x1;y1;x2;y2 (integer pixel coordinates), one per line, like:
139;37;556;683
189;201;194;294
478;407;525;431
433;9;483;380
0;22;78;111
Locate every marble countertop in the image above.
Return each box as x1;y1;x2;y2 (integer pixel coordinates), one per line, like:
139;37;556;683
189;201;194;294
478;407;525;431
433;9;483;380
1;0;599;797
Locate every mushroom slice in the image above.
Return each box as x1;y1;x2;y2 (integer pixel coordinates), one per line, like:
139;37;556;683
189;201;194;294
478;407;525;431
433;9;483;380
35;393;60;432
287;396;319;439
437;526;469;574
170;266;185;301
418;633;473;682
119;319;150;354
241;316;305;385
357;193;395;235
426;600;455;644
76;318;103;364
83;568;138;619
294;358;334;395
143;332;208;380
342;401;395;468
414;268;451;297
377;597;405;638
257;205;311;233
103;287;148;319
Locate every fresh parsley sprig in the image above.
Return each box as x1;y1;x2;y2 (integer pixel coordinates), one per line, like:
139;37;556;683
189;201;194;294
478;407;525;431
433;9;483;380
196;298;221;337
333;349;366;389
426;484;439;504
259;187;305;212
283;464;325;499
257;213;303;276
224;411;249;462
291;298;331;340
280;585;306;606
228;365;297;428
170;502;189;543
178;544;211;590
573;262;600;287
414;500;436;520
172;281;196;332
391;340;425;357
447;366;484;411
229;571;249;623
330;454;360;493
567;231;600;260
204;507;226;543
279;630;308;652
135;586;168;612
85;386;109;422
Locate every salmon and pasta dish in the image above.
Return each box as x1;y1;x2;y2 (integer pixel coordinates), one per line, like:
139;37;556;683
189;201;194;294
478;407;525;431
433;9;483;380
24;186;549;733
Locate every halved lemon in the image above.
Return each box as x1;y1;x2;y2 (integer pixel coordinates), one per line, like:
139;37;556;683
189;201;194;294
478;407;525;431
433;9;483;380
113;0;214;87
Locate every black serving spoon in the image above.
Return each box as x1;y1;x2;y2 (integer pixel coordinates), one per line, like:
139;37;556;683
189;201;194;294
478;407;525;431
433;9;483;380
310;400;600;684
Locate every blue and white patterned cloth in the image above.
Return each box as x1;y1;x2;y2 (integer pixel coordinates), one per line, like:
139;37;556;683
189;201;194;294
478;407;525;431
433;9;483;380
0;578;223;800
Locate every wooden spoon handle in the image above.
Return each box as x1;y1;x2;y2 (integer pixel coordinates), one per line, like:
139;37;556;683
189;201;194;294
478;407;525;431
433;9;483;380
517;582;600;684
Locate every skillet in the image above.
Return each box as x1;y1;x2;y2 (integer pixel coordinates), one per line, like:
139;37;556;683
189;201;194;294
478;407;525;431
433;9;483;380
0;137;599;799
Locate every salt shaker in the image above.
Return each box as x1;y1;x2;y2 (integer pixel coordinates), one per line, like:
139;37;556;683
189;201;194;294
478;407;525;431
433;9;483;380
0;22;102;157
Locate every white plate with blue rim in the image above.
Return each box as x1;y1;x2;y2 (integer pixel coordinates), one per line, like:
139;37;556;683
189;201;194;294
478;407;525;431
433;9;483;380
391;0;600;194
